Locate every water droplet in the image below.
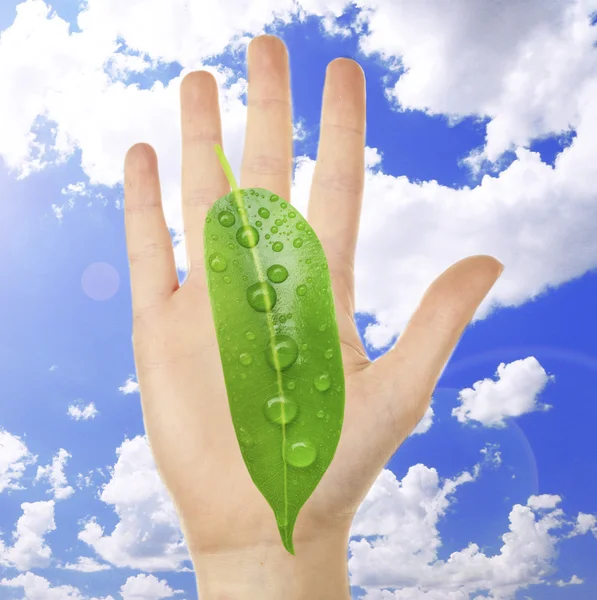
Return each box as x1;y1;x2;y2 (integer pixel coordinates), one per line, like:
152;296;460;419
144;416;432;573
267;264;288;283
211;234;218;241
306;258;311;264
285;441;317;468
272;241;284;252
228;243;235;250
288;381;296;390
275;218;283;226
279;315;287;323
264;396;298;425
301;343;308;350
239;352;253;366
293;238;303;248
317;410;325;419
245;330;256;340
324;348;333;359
283;217;288;222
280;202;287;209
256;220;262;227
265;334;299;371
271;226;278;234
236;224;260;248
296;284;307;296
238;427;253;447
209;253;227;272
223;275;231;283
270;194;279;202
232;259;239;266
265;234;271;239
307;276;312;283
258;207;270;219
218;210;235;227
297;222;305;231
314;373;331;392
319;323;327;332
289;211;296;218
247;281;277;312
206;217;212;223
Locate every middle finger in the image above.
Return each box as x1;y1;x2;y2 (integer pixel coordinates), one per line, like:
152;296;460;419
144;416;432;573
240;35;293;201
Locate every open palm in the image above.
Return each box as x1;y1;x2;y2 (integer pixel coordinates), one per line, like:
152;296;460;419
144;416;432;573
123;35;503;558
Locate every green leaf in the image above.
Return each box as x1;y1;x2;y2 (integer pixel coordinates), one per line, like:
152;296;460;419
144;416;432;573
203;144;345;555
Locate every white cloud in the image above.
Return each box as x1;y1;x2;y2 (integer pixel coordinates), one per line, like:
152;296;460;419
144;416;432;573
452;357;554;427
62;556;111;572
410;403;434;435
356;0;597;163
571;512;597;536
0;501;55;570
119;376;140;395
0;572;114;600
68;401;99;420
0;429;37;493
555;574;583;586
119;574;183;600
348;460;594;599
35;448;75;500
527;494;561;510
78;436;189;571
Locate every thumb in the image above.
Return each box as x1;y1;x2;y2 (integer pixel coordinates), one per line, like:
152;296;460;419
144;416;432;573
370;255;504;432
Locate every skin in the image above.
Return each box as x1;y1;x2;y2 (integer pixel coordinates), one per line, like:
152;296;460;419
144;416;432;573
123;34;504;600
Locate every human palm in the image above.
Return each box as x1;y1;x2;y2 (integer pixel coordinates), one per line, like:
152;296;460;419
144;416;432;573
123;35;503;558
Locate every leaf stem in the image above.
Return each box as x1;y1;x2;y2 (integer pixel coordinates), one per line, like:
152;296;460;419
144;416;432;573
214;143;239;192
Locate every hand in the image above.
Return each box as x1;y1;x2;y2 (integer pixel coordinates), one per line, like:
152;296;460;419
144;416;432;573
123;34;503;600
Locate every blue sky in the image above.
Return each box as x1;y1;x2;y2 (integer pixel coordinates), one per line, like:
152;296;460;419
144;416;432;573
0;1;596;599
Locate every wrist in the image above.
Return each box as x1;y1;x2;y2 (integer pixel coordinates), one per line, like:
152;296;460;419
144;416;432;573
191;529;352;600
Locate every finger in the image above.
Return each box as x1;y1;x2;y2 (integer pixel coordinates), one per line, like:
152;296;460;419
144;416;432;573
124;143;179;314
308;58;367;360
180;70;229;279
240;35;293;202
370;255;504;434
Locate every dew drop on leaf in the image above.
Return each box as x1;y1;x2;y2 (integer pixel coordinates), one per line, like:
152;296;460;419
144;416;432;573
272;241;284;252
296;222;305;231
287;381;296;390
218;210;235;227
271;226;278;234
246;281;277;312
238;427;253;447
289;211;296;218
314;373;331;392
296;284;307;296
324;348;333;359
275;218;283;226
237;225;260;248
285;441;317;468
265;334;299;371
280;202;287;209
245;330;256;341
264;396;298;425
209;253;227;272
270;194;279;202
267;264;289;283
239;352;253;366
258;207;270;219
317;410;325;419
293;238;303;248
